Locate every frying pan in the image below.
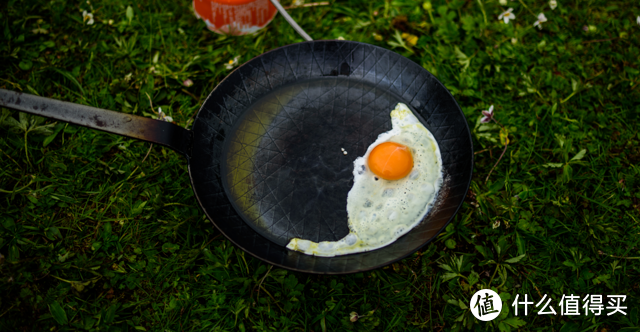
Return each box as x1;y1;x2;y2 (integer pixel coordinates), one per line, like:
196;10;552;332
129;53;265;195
0;40;473;274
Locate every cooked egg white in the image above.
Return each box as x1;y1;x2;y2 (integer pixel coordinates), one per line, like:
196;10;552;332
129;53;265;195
287;103;443;257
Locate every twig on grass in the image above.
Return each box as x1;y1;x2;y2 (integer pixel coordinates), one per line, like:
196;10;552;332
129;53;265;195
516;0;537;17
141;144;153;164
479;106;509;183
598;250;640;260
255;265;273;299
200;233;222;250
582;37;617;44
0;305;15;319
182;90;201;130
0;148;21;169
126;93;155;175
284;1;329;9
181;88;199;101
474;147;497;155
485;144;508;183
260;284;284;312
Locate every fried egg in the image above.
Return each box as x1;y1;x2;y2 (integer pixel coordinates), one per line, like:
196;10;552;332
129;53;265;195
286;103;443;257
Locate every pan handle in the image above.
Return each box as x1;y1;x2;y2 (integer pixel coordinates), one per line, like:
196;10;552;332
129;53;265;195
0;89;191;158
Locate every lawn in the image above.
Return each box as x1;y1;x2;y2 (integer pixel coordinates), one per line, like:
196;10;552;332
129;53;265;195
1;0;639;331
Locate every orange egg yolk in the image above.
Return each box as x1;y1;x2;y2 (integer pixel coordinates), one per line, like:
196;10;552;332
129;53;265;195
367;142;414;180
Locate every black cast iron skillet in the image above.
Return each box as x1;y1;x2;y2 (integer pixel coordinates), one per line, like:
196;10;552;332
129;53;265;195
0;40;473;274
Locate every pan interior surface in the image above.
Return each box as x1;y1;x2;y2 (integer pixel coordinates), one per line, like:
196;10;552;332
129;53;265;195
221;77;406;247
189;41;473;274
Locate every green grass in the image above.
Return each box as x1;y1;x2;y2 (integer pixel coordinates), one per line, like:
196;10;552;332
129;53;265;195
1;0;640;331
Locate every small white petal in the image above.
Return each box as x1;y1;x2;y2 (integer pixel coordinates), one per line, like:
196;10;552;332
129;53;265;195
225;56;241;70
82;11;94;25
538;13;547;22
499;9;515;24
549;0;557;10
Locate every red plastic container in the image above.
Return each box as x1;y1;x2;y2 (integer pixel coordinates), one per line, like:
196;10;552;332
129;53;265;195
193;0;279;35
